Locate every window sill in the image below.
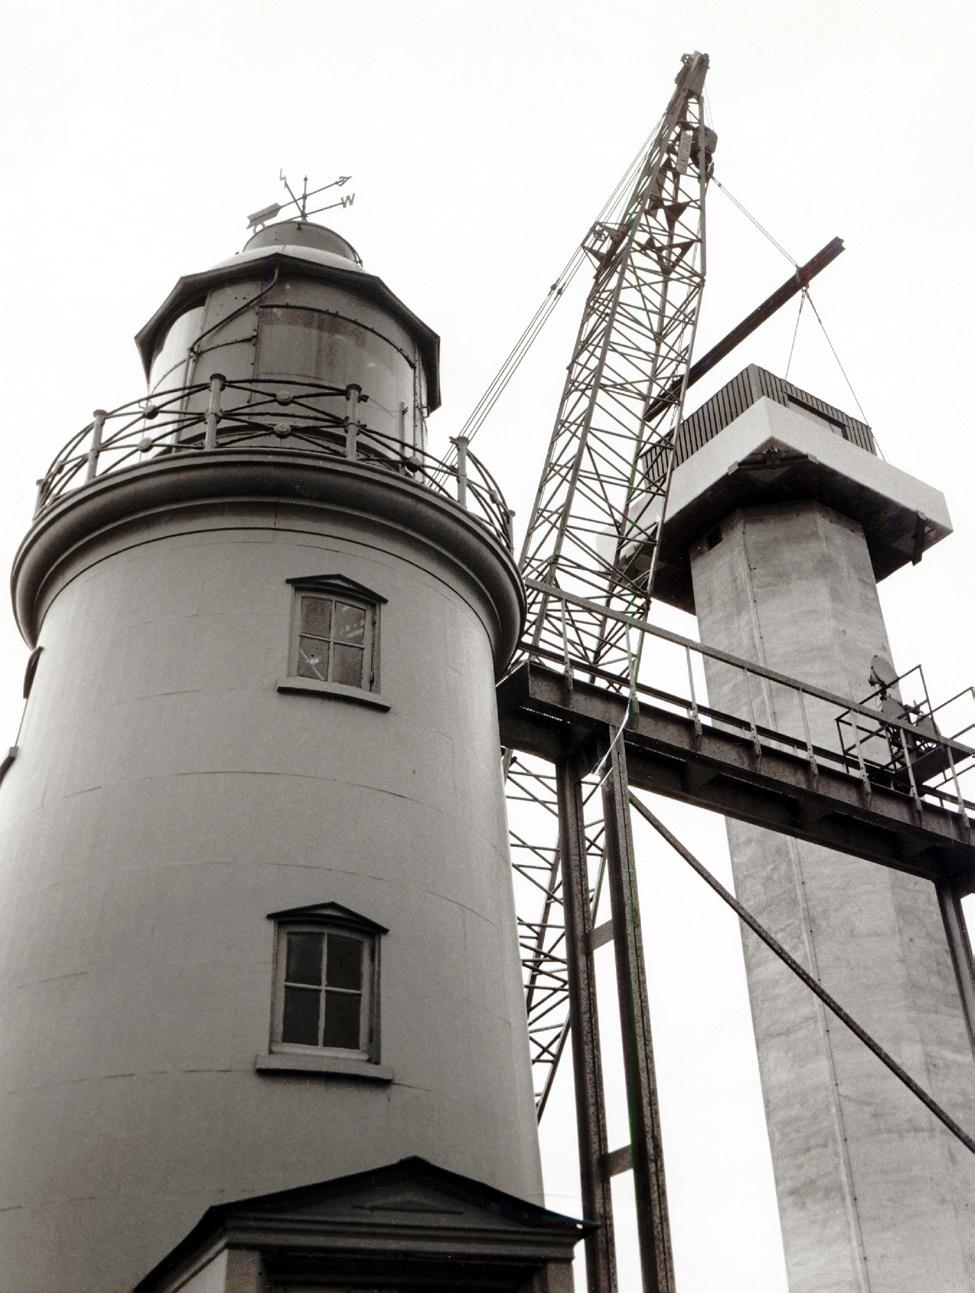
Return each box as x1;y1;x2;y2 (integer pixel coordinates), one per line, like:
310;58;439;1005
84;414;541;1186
255;1052;394;1082
276;678;391;710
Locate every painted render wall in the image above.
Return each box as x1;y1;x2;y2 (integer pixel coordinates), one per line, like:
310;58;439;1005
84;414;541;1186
689;500;975;1293
0;496;541;1293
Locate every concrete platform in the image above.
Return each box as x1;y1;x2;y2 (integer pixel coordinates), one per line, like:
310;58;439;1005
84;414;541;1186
645;390;952;612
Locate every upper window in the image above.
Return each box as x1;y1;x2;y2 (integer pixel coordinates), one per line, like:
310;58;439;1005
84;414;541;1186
282;575;388;706
295;591;372;689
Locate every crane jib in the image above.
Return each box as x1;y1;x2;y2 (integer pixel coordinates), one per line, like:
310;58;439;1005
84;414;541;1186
519;54;714;681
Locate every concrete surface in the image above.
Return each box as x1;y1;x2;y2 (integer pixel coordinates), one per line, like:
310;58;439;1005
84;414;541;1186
646;396;952;611
689;499;975;1293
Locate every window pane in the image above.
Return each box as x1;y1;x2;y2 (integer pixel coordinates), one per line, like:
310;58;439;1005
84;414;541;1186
333;602;366;644
282;986;320;1045
324;990;362;1049
286;932;323;985
326;935;363;990
332;643;364;688
297;636;329;681
301;596;332;638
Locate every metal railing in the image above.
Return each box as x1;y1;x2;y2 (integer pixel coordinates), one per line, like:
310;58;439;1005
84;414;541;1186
33;376;515;551
518;581;975;828
837;672;975;803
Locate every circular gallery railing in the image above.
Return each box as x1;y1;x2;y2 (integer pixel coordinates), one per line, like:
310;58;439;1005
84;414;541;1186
33;376;515;552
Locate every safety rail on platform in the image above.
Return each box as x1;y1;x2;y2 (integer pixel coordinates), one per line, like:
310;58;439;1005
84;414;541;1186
33;376;515;552
836;667;975;802
517;580;975;830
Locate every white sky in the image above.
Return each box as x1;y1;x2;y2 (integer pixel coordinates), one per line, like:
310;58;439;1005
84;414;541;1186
2;3;974;1290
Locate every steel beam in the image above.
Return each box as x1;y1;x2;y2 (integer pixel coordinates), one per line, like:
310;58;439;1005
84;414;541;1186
600;738;674;1292
556;758;617;1291
643;237;844;424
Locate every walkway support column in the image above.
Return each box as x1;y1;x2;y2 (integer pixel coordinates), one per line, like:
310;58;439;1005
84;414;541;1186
556;757;617;1292
601;737;674;1293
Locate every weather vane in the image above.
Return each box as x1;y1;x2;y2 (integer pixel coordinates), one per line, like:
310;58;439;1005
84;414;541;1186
246;172;356;231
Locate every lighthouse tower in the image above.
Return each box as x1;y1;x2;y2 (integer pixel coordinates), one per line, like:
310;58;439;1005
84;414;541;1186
0;220;583;1292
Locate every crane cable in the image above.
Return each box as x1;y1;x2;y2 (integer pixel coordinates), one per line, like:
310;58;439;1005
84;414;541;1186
784;289;807;381
803;290;872;427
712;175;875;443
444;113;666;467
711;175;798;267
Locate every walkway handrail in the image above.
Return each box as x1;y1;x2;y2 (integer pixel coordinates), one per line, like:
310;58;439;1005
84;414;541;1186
521;579;975;760
518;580;975;824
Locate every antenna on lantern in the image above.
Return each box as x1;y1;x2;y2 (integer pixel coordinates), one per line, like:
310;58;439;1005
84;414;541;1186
246;171;356;230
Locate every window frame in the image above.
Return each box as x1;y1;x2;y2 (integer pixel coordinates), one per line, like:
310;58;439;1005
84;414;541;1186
278;575;390;710
264;903;388;1076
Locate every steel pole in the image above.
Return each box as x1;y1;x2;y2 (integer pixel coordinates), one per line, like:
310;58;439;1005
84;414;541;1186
556;757;617;1292
936;877;975;1062
600;737;674;1293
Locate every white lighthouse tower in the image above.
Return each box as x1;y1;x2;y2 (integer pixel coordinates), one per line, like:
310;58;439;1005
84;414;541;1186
0;219;585;1292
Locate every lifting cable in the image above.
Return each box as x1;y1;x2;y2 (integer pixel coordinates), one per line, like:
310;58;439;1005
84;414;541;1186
446;114;666;463
784;289;806;381
803;290;871;427
711;175;797;267
712;175;876;444
629;792;975;1155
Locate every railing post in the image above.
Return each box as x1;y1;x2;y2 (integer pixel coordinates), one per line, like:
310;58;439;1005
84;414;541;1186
797;688;818;779
686;645;701;738
345;384;362;458
943;740;971;832
743;668;762;757
452;435;469;508
204;374;225;451
398;400;409;449
560;594;573;690
86;409;108;483
850;719;873;804
895;724;924;816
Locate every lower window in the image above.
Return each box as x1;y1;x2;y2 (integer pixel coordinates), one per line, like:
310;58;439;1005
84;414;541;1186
268;903;385;1064
280;926;368;1051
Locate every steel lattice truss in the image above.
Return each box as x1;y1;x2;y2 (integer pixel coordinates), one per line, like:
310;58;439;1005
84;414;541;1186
509;752;610;1109
520;52;712;677
508;52;714;1110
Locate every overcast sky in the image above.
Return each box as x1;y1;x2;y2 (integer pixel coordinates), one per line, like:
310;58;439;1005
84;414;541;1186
2;3;973;1290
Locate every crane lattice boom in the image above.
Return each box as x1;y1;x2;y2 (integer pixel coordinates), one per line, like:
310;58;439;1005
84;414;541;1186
519;51;714;679
506;56;716;1291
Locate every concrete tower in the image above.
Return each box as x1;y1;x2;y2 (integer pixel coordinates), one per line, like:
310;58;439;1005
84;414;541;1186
654;366;975;1292
0;220;581;1292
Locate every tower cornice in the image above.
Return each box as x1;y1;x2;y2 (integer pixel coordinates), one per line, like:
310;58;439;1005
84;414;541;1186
13;450;524;668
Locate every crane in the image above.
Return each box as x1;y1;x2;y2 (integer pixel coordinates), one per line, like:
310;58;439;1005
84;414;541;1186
499;52;845;1291
506;51;714;1293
